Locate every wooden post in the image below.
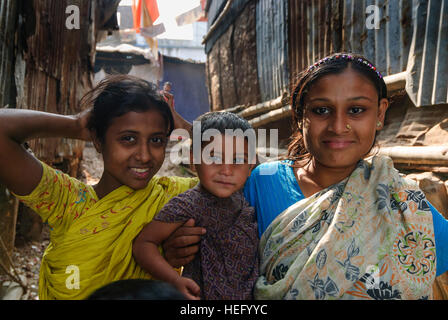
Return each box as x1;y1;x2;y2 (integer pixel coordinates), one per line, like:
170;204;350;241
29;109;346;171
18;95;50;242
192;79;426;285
0;185;19;273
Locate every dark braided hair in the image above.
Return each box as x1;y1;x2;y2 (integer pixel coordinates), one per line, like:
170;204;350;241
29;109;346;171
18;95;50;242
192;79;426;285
287;52;388;164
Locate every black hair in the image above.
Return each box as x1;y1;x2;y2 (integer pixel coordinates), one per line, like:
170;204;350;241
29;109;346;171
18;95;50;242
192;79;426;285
287;52;388;163
86;279;186;300
82;75;175;143
195;111;253;134
191;111;256;162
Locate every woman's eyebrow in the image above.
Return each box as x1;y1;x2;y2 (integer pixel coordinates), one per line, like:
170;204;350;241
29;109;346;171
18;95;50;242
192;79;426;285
347;96;374;102
117;130;139;134
308;97;331;103
116;130;166;136
308;96;374;103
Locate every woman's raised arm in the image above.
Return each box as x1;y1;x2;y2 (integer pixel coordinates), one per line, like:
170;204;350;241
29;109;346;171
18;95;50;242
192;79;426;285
0;108;89;196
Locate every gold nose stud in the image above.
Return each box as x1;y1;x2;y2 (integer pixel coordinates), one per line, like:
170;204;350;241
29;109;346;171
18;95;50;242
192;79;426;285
346;124;352;130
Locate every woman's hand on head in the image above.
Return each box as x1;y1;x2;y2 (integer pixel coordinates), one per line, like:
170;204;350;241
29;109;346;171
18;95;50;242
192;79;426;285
74;108;93;141
162;219;205;268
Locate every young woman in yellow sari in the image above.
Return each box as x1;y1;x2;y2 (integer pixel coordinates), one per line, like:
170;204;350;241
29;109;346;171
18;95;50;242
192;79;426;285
0;75;200;299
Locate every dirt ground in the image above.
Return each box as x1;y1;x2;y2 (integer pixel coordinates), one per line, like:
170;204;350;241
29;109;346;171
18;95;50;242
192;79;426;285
0;141;193;300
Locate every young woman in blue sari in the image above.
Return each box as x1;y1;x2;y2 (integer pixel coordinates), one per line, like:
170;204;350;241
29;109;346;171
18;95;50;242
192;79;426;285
244;53;448;299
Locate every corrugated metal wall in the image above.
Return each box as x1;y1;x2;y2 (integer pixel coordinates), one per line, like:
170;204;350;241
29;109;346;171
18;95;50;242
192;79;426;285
0;0;18;108
0;0;18;265
205;1;261;110
406;0;448;107
288;0;447;107
207;0;228;26
288;0;412;80
16;0;96;168
256;0;289;101
161;56;210;122
204;0;252;53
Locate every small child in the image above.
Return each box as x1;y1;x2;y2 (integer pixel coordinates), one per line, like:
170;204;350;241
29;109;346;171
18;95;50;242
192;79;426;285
133;112;259;300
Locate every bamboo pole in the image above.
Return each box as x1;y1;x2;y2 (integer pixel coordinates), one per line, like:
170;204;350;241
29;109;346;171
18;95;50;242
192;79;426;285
202;0;235;44
379;146;448;166
238;96;284;118
248;105;292;128
0;235;27;293
384;71;407;92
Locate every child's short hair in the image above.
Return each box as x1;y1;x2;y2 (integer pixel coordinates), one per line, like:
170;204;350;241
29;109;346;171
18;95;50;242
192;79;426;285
87;279;186;300
191;111;255;156
195;111;253;134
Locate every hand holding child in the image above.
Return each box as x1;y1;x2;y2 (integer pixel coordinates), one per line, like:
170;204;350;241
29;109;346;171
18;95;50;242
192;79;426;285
163;219;205;268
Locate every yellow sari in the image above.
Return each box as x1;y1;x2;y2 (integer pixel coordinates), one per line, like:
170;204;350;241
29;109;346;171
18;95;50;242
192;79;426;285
14;162;198;299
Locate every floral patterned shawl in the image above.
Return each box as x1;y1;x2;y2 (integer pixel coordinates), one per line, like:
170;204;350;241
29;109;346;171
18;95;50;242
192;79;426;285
255;156;436;300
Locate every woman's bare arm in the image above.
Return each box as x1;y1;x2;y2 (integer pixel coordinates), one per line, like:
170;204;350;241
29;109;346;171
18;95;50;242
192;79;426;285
0;108;89;196
171;108;192;132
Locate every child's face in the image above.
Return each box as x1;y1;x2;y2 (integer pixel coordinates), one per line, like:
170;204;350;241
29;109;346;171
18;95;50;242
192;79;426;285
302;68;388;171
95;109;168;192
193;135;253;198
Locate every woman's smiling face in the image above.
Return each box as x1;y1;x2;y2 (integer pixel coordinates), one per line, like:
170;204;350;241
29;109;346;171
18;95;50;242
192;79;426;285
302;67;389;171
95;109;168;193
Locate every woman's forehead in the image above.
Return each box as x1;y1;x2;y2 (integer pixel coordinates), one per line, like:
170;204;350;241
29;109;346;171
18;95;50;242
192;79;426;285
305;69;379;102
107;110;167;134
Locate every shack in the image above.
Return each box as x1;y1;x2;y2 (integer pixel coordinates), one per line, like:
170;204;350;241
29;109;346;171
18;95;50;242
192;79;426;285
203;0;448;148
202;0;448;298
94;43;161;85
160;55;210;123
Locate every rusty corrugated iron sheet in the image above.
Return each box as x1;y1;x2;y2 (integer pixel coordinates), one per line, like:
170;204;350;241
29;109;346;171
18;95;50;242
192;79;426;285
256;0;289;101
0;0;18;108
206;0;228;26
205;1;260;110
204;0;252;53
16;0;97;166
406;0;448;107
288;0;447;107
1;0;119;168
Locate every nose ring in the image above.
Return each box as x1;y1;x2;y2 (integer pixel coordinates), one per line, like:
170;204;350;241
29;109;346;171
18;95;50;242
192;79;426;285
346;124;352;130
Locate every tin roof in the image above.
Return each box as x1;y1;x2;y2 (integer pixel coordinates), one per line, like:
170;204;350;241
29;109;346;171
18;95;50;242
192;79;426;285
288;0;447;107
204;0;447;108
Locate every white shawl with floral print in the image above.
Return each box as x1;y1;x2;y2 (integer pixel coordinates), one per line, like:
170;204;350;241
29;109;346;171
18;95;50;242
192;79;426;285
255;156;436;300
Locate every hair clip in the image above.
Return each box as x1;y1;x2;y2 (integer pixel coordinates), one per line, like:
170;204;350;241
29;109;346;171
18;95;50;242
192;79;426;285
307;55;383;79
